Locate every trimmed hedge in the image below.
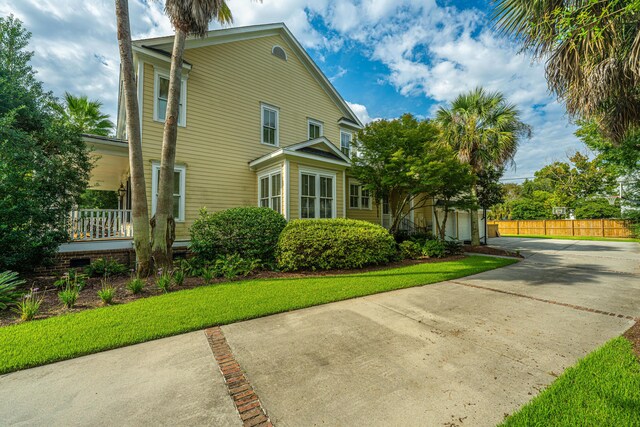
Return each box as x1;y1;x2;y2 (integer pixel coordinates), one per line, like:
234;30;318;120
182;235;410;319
190;207;287;262
277;219;397;271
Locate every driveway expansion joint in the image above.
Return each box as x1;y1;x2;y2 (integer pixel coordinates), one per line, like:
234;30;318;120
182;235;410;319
449;280;638;321
205;327;273;427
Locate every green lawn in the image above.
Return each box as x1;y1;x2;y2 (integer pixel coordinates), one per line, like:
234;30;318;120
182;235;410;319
500;234;640;243
502;337;640;426
0;255;515;374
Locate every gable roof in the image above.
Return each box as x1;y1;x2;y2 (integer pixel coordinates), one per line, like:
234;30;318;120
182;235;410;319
249;137;351;169
131;23;363;128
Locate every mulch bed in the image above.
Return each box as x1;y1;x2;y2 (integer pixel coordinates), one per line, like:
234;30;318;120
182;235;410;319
623;320;640;359
0;255;464;327
463;245;524;258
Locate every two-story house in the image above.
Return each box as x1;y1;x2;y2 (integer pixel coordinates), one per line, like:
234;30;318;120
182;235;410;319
60;23;480;270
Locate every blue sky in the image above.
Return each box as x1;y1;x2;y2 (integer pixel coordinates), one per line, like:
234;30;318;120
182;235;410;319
0;0;586;180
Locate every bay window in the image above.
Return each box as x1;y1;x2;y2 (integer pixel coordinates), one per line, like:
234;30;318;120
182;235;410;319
300;171;335;219
258;171;282;214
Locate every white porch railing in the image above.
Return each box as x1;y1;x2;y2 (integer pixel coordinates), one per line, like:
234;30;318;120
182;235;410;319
68;209;133;241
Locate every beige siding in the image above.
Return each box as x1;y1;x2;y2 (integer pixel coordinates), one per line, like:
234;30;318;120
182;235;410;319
139;35;354;239
345;177;380;224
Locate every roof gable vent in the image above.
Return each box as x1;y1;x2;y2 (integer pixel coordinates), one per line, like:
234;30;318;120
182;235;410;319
272;45;287;61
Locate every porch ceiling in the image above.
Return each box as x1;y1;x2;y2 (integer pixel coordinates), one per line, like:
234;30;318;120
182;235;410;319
83;134;129;191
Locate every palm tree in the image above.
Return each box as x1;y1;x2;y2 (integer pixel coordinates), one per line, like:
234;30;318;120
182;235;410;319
436;87;531;246
492;0;640;144
152;0;233;268
54;93;114;136
115;0;152;276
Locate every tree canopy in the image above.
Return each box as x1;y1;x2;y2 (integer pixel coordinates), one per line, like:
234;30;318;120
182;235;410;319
351;114;473;235
0;15;92;271
52;92;113;136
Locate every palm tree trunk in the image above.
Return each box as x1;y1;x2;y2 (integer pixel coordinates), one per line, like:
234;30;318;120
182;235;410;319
470;185;481;246
115;0;152;276
152;29;186;269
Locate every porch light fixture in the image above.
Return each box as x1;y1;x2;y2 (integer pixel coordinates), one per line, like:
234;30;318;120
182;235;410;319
117;183;126;199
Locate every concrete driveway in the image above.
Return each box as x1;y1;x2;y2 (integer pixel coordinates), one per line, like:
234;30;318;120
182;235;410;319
0;237;638;426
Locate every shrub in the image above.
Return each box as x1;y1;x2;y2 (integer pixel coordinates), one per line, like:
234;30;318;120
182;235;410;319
214;254;260;279
409;232;437;246
85;258;127;278
201;266;216;285
173;269;185;286
97;283;116;305
443;239;464;256
175;257;206;277
190;207;287;262
277;219;397;271
399;241;423;260
58;286;79;309
12;289;42;321
422;240;446;258
156;272;173;293
126;278;145;295
54;270;88;290
0;271;25;310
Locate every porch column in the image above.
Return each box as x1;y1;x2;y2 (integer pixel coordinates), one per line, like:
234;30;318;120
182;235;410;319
283;159;290;220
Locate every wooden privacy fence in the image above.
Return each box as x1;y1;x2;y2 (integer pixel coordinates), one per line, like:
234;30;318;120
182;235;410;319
488;219;635;238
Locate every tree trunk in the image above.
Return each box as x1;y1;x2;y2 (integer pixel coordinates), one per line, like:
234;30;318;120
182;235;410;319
435;205;449;241
470;185;481;246
115;0;152;276
151;29;186;269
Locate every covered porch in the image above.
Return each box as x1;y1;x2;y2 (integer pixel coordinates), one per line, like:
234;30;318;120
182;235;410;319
68;135;132;242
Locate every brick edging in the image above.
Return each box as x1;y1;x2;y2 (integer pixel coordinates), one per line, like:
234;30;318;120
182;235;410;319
449;280;638;321
205;327;273;427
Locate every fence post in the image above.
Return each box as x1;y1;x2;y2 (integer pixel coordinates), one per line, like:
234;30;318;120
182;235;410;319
516;220;520;236
543;220;547;235
571;220;574;236
601;218;605;237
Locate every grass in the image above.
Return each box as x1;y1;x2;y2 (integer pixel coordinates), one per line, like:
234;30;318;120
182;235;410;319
500;234;640;243
0;256;516;375
501;337;640;426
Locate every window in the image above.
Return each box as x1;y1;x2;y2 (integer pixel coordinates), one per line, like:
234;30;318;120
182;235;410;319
308;119;323;139
349;181;371;209
261;104;279;146
340;130;352;157
300;171;335;219
151;163;186;222
272;45;287;61
258;171;282;214
154;71;186;126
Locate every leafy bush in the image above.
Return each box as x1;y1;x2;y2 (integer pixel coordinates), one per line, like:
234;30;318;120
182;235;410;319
175;257;206;277
409;232;437;246
156;272;173;293
422;240;446;258
0;271;25;310
277;219;397;271
13;289;42;321
215;254;260;279
85;258;127;278
97;283;116;305
190;207;287;262
58;286;79;309
54;270;88;290
443;239;464;256
126;278;145;295
173;269;185;286
399;241;423;260
201;266;216;285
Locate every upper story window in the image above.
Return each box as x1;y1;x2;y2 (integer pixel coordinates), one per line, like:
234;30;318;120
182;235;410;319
151;162;186;222
261;104;279;146
340;130;352;157
154;70;186;127
308;119;323;140
272;45;287;61
258;170;282;214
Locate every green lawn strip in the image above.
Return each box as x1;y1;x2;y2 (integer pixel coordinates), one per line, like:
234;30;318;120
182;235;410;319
0;256;516;374
500;234;640;243
501;337;640;426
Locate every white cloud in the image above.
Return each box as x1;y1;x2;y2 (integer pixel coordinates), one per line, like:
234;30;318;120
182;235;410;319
346;101;379;124
0;0;582;178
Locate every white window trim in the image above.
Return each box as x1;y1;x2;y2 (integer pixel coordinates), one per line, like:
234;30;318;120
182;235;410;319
153;69;187;127
340;129;352;157
348;179;372;210
257;167;283;214
299;167;337;219
307;118;323;140
260;103;279;147
151;162;187;222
